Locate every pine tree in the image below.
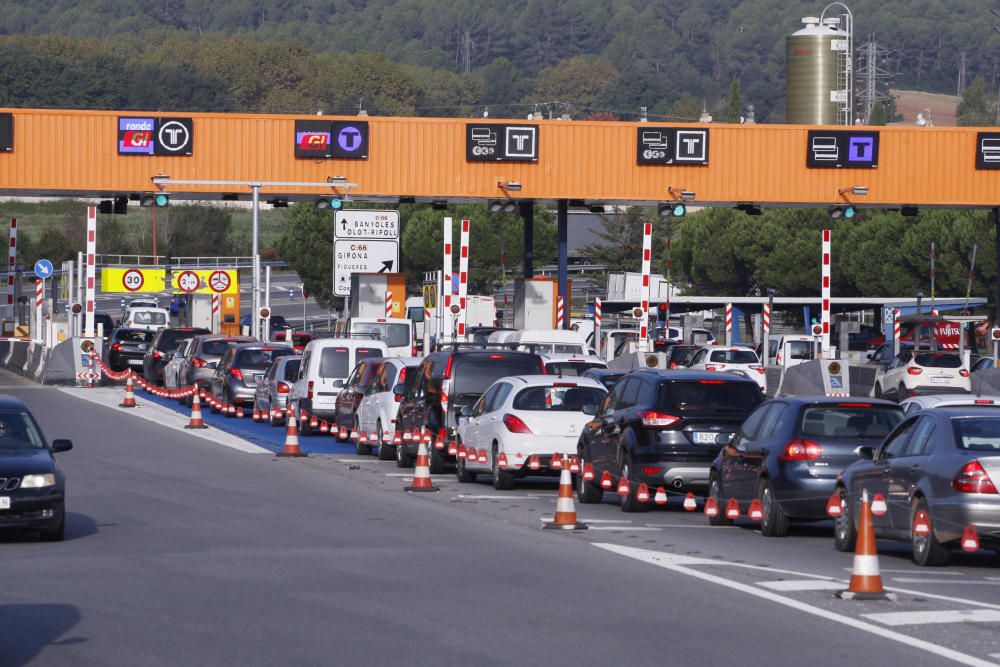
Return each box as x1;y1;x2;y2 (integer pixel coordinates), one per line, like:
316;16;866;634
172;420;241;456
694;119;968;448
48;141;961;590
725;78;742;123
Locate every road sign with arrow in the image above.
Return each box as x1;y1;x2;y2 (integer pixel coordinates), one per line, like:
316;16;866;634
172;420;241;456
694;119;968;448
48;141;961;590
334;210;399;240
333;239;399;297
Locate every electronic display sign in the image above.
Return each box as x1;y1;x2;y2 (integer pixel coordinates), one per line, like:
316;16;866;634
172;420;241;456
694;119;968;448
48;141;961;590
806;130;879;168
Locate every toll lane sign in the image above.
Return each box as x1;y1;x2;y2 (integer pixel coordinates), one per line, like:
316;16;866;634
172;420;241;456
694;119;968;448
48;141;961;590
636;127;709;165
333;240;399;297
806;130;879;168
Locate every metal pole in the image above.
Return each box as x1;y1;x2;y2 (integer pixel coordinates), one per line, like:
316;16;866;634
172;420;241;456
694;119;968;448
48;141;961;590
76;252;84;337
251;184;261;340
521;202;534;278
557;199;568;329
766;290;775;366
994;207;1000;328
302;285;307;329
263;265;271;341
965;243;978;313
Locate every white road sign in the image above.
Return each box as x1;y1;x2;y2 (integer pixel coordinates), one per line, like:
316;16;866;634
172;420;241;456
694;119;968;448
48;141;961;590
334;239;399;297
334;210;400;240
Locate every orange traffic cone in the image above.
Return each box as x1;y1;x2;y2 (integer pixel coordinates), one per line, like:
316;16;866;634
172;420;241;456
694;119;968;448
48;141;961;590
837;490;893;600
654;486;668;505
684;492;697;511
120;374;138;408
276;413;307;458
184;392;208;429
543;461;587;530
404;441;439;492
252;406;261;421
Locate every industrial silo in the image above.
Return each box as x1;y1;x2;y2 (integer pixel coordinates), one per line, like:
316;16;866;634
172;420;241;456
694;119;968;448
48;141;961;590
786;17;844;124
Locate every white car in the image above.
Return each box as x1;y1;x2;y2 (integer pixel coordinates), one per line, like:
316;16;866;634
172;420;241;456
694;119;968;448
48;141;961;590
162;339;192;390
355;357;421;460
455;375;607;490
871;350;971;401
122;307;170;332
540;353;607;377
899;393;1000;416
686;346;767;392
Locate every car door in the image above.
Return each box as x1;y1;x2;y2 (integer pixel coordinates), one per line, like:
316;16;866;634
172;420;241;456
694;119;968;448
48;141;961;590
743;401;788;496
853;417;916;535
883;352;910;399
886;414;936;534
462;383;500;450
212;348;234;399
479;382;513;455
586;379;629;472
720;402;774;501
611;378;643;472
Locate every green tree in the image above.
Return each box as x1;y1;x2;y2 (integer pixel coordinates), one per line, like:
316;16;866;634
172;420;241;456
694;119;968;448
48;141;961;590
274;204;336;309
957;77;995;126
867;102;888;125
530;56;619;111
725;77;741;123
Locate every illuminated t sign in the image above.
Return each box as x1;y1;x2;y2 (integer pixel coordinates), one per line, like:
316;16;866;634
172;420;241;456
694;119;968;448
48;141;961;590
807;130;879;168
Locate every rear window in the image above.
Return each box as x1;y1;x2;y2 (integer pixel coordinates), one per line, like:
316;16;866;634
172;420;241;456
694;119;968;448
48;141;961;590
546;361;605;376
785;341;813;360
202;339;240;356
670;347;699;365
116;330;154;343
709;350;758;364
512;385;606;411
133;311;166;325
235;347;295;369
452;354;543;398
351;322;410;348
657;380;763;416
355;347;384;360
914;353;963;368
319;348;350;378
800;405;903;439
951;418;1000;451
157;329;208;350
282;359;301;381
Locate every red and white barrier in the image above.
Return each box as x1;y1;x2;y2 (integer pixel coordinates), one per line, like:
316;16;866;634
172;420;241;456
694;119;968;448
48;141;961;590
457;218;470;339
211;294;220;334
556;295;564;329
639;221;652;351
762;303;771;343
385;290;393;318
725;302;733;347
84;206;97;337
821;229;831;355
34;279;43;342
594;297;601;328
442;216;452;341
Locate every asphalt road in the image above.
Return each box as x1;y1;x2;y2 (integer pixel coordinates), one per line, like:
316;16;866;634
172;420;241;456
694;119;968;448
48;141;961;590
3;370;999;666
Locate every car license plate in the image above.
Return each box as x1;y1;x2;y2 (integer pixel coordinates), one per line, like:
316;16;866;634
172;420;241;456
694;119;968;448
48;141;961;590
0;497;9;509
138;344;147;350
253;374;263;382
128;359;143;366
693;432;718;444
930;376;950;384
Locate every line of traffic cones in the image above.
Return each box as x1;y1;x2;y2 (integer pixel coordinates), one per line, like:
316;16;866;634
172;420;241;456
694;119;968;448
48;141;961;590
404;441;439;492
543;456;587;530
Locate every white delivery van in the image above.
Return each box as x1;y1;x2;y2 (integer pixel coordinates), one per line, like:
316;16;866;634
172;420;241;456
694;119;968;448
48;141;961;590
122;307;170;332
290;337;389;434
348;317;415;358
774;335;816;368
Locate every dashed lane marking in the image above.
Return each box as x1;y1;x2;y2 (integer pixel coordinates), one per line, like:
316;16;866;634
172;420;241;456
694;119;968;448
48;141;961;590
863;610;1000;627
452;494;543;500
890;579;1000;586
587;526;662;531
757;580;845;592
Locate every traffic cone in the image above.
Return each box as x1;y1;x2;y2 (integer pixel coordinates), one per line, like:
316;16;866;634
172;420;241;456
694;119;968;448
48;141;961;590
871;493;888;516
276;413;307;458
961;525;980;552
600;470;613;489
654;486;668;504
477;449;488;464
747;499;763;521
636;483;650;503
582;463;595;481
827;493;843;517
310;415;319;430
404;441;439;492
497;452;508;468
235;405;244;418
359;431;368;445
184;391;208;429
528;454;540;471
120;374;137;408
684;492;697;511
392;431;402;445
616;476;630;497
251;406;260;421
434;429;446;450
837;490;893;600
704;496;719;517
725;498;741;519
551;453;563;470
447;441;458;456
339;426;348;440
402;429;412;442
350;428;359;441
320;420;329;434
542;465;587;531
568;457;581;473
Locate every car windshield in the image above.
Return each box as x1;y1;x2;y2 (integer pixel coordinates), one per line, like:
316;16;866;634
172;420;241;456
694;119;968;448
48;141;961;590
351;322;410;348
235;347;295;369
914;353;963;368
512;385;606;412
800;405;903;439
133;311;166;325
116;330;154;343
786;341;813;360
452;354;542;398
657;380;762;417
545;361;605;376
709;350;759;364
952;418;1000;451
202;339;244;356
0;411;45;449
670;347;699;365
282;359;301;381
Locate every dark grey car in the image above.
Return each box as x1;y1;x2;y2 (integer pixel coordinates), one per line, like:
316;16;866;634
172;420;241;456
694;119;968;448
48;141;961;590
210;343;296;414
253;356;301;426
177;334;256;399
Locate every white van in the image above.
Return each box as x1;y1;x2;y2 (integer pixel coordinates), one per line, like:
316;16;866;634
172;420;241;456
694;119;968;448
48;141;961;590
290;337;389;433
774;335;816;367
348;317;414;358
122;307;170;332
505;329;590;355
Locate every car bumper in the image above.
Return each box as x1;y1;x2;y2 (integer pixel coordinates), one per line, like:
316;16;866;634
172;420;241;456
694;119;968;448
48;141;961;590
628;461;713;493
928;497;1000;545
0;492;64;530
768;475;839;519
296;398;337;421
907;385;970;397
225;382;257;405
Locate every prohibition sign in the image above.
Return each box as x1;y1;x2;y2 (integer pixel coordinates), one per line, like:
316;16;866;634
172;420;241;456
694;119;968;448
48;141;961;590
177;270;200;293
208;270;231;293
122;269;144;292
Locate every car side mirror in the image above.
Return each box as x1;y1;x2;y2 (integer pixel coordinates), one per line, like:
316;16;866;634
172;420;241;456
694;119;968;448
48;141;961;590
581;404;598;416
460;405;474;418
392;384;407;397
332;379;344;389
855;445;875;460
51;439;73;453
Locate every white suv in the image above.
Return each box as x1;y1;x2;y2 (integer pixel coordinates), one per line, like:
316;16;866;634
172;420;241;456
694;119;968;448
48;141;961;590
871;350;971;401
355;357;421;459
686;346;767;392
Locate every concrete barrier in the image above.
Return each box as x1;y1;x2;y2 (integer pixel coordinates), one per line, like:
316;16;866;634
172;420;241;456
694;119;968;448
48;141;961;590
40;338;85;385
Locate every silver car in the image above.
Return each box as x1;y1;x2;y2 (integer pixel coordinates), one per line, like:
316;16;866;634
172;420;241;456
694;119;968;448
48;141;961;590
900;393;1000;416
253;356;302;426
210;343;297;414
178;335;255;402
836;406;1000;565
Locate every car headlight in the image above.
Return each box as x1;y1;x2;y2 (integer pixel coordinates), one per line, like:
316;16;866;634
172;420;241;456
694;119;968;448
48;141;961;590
21;474;56;488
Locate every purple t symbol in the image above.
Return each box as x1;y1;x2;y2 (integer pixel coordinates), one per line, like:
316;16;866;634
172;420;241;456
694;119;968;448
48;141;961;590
337;126;362;152
848;136;874;162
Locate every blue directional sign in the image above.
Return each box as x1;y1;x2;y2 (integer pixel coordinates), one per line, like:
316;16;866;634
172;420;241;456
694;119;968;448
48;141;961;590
33;259;53;279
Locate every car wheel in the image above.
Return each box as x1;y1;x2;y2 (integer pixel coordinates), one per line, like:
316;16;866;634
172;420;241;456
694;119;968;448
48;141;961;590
395;438;413;468
268;407;281;427
618;451;648;513
708;476;731;526
491;444;515;491
39;507;65;542
911;497;951;566
759;478;790;537
376;421;394;461
428;444;447;475
456;452;476;483
576;450;603;504
833;487;856;552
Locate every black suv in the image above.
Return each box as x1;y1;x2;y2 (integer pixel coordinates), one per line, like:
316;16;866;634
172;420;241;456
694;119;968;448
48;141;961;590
395;348;544;472
142;327;210;385
575;369;764;512
105;327;155;373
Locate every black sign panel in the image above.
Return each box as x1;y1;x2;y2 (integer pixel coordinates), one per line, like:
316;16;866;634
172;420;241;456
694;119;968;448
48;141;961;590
155;117;193;155
466;123;539;161
636;127;709;165
0;113;11;151
295;120;368;159
976;132;1000;170
806;130;879;168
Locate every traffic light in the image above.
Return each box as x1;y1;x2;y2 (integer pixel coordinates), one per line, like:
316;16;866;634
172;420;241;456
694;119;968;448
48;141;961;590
140;193;169;207
658;202;686;217
657;303;668;322
315;197;343;210
97;199;113;214
828;205;856;219
488;200;517;214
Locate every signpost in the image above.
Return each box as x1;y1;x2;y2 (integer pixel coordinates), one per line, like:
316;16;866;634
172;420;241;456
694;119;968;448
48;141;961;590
333;209;401;297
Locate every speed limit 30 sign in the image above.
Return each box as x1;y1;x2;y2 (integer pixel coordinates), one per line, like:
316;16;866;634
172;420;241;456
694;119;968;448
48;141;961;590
122;269;144;292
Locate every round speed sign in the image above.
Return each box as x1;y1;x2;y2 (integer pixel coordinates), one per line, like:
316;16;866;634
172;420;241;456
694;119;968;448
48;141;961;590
122;269;144;292
176;270;200;294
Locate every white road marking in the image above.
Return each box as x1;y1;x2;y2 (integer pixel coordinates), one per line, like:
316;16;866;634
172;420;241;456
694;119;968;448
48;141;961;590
452;494;543;500
595;543;999;667
384;473;450;478
757;580;845;592
587;526;662;531
891;579;1000;586
336;458;383;463
863;610;1000;627
645;523;728;529
854;568;963;576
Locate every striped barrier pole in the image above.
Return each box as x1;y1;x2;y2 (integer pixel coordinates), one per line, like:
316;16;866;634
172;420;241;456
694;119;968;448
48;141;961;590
385;290;393;318
34;279;43;343
821;229;831;356
84;206;96;338
762;303;771;349
211;294;220;334
893;308;901;357
457;218;470;340
639;221;652;352
725;302;733;347
593;296;602;356
442;217;452;342
556;295;564;329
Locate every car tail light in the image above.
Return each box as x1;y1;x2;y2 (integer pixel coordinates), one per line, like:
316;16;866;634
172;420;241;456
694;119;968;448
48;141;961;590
277;381;290;394
975;399;996;405
637;410;680;428
398;367;407;384
192;358;206;368
699;380;725;384
959;369;970;377
503;413;532;434
952;460;998;494
412;345;418;356
837;402;872;408
229;367;243;381
153;350;163;360
443;356;454;380
705;365;720;371
111;342;122;352
907;367;923;375
641;466;661;475
751;364;765;374
488;354;505;359
669;362;680;369
307;380;314;400
780;438;823;461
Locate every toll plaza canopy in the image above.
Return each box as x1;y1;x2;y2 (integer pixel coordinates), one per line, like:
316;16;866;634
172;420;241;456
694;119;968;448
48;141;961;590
1;108;999;207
